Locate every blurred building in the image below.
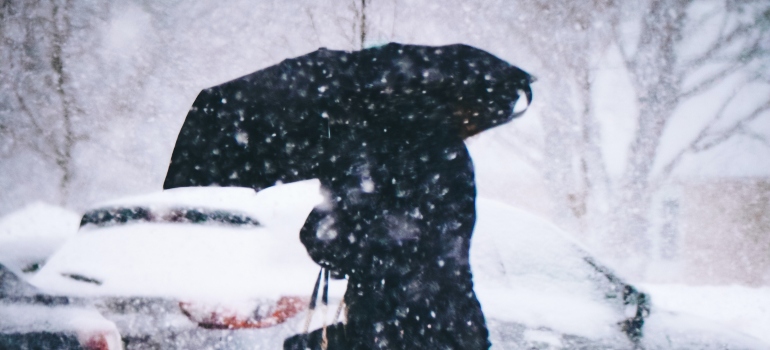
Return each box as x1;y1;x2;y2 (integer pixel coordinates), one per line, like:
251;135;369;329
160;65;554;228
676;177;770;286
477;169;770;286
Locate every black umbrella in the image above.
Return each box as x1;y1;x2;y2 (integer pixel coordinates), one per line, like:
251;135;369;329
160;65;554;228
163;43;532;191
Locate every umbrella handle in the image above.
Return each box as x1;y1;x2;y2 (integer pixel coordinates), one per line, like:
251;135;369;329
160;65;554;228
302;268;324;333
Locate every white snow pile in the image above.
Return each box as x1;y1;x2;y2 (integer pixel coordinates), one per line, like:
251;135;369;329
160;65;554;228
92;180;326;229
0;202;81;275
641;283;770;345
31;180;347;301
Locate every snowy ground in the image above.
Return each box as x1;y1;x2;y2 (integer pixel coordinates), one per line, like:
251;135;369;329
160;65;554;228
640;283;770;345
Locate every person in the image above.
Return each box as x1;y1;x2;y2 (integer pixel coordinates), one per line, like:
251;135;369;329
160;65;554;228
163;43;532;349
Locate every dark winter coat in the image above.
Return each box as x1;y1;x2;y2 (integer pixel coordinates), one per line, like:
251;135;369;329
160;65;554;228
163;43;533;349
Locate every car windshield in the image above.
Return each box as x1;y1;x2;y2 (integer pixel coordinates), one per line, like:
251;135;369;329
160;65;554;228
79;207;260;228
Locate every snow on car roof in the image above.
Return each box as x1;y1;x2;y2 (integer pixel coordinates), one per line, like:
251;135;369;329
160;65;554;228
90;179;325;227
95;186;261;211
31;180;334;301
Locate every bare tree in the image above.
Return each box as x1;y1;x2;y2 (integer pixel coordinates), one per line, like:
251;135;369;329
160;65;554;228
505;0;616;235
345;0;369;49
303;0;403;51
504;0;770;274
610;0;770;263
1;0;82;205
0;0;117;208
358;0;368;49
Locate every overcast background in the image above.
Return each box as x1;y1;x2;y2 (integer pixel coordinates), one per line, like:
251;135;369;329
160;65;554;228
2;0;769;284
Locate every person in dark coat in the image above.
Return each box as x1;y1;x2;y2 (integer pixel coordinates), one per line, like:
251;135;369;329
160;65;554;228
163;43;532;349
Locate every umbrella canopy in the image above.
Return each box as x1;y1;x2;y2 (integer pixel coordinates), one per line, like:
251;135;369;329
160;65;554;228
163;43;533;191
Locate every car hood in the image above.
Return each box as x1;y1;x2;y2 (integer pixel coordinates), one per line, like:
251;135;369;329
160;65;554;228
471;199;629;340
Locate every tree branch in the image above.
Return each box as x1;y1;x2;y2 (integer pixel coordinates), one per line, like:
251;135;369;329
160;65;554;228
14;90;50;141
333;2;357;49
678;60;748;100
742;128;770;149
610;15;635;71
0;124;15;158
305;8;322;47
680;21;759;76
658;96;770;184
496;134;542;170
692;99;770;153
657;87;740;179
686;3;726;38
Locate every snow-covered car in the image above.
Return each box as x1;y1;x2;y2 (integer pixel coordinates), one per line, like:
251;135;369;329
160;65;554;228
0;263;123;350
471;199;768;349
30;180;767;349
31;180;343;349
0;202;81;277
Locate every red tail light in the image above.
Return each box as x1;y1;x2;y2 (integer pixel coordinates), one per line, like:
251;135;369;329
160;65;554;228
179;296;307;329
78;330;122;350
83;334;109;350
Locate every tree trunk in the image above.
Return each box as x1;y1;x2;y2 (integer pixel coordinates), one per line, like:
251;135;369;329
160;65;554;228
51;0;75;206
603;0;687;275
359;0;367;49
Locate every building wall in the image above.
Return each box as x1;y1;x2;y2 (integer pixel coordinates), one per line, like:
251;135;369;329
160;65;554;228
678;178;770;286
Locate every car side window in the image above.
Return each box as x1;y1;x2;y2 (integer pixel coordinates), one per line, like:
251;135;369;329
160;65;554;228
79;207;260;228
